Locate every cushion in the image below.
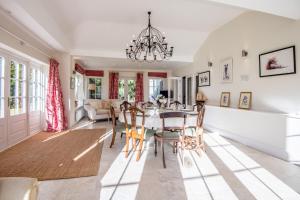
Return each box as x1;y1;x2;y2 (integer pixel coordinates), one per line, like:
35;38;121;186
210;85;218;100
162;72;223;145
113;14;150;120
96;109;109;115
0;177;38;200
155;131;180;139
110;100;122;110
101;100;111;109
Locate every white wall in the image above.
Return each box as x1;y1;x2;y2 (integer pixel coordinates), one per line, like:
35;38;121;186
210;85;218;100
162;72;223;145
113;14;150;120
174;11;300;115
173;11;300;163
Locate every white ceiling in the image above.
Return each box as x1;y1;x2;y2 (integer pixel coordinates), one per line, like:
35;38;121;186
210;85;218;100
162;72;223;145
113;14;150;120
0;0;298;69
74;56;191;70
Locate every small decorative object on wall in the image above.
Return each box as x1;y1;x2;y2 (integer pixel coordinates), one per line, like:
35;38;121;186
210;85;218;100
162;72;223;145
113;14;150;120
198;71;210;87
220;57;233;83
70;77;75;89
220;92;230;107
259;46;296;77
238;92;252;109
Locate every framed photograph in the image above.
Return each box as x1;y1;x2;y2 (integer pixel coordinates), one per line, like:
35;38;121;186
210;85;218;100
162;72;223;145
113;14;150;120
220;92;230;107
259;46;296;77
198;71;210;87
220;57;233;83
70;77;75;89
238;92;252;110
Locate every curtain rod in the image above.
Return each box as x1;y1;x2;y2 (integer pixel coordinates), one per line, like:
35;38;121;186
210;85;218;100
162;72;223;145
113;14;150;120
0;24;52;59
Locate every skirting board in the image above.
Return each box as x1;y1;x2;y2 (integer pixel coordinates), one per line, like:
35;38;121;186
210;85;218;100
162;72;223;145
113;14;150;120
204;124;289;162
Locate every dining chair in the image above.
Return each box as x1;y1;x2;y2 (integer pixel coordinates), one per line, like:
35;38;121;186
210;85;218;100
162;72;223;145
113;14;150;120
180;105;206;158
124;106;146;161
154;111;187;168
109;106;127;148
193;100;206;112
120;101;132;111
169;100;185;110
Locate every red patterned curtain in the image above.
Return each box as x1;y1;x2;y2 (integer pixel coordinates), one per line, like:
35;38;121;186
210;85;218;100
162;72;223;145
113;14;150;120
135;73;144;102
109;72;119;99
46;59;68;132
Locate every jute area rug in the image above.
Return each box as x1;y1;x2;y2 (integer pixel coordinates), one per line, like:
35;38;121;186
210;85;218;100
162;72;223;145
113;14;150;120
0;128;106;181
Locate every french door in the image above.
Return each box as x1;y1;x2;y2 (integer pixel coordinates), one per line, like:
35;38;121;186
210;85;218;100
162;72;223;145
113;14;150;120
118;78;136;102
0;51;47;151
9;59;29;146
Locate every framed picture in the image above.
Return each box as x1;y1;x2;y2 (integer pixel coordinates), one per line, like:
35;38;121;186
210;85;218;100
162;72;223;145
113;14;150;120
259;46;296;77
70;77;75;89
238;92;252;109
220;92;230;107
198;71;210;87
220;57;233;83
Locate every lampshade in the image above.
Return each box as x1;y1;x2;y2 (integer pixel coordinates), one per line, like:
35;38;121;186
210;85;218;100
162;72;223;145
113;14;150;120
88;84;96;91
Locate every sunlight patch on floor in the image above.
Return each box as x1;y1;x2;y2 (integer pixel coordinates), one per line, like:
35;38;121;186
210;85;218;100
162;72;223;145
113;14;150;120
206;132;300;200
178;149;238;200
100;139;149;200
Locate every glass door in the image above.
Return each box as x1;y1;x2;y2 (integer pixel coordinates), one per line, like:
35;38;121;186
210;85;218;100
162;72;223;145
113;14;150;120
0;56;7;149
118;78;136;102
7;59;28;145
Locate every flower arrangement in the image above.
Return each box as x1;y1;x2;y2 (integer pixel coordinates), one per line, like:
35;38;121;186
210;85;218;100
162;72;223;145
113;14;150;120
155;94;167;108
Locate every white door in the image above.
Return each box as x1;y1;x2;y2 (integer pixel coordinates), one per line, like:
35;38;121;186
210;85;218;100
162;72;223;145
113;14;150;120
7;59;28;146
0;55;7;149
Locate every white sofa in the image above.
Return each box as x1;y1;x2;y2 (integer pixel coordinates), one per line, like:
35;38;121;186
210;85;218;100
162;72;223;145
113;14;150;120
0;177;38;200
84;99;122;121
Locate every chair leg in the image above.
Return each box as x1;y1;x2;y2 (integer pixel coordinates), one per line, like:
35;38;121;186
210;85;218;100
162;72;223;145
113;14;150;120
109;129;116;148
154;137;157;156
132;137;137;152
136;137;144;161
125;134;130;158
162;140;166;168
173;141;176;154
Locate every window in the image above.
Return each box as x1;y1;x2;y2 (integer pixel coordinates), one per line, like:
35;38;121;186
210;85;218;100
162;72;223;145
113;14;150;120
0;57;4;118
88;77;101;99
149;79;162;100
118;79;135;102
75;72;84;107
9;61;26;115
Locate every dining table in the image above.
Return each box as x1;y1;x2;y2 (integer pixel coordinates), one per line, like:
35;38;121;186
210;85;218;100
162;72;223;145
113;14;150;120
118;107;199;130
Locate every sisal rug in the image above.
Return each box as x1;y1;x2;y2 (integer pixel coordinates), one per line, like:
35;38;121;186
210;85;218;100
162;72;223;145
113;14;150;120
0;129;106;181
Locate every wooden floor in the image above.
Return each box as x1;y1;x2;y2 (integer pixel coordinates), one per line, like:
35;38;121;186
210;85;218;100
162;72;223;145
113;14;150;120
0;129;106;181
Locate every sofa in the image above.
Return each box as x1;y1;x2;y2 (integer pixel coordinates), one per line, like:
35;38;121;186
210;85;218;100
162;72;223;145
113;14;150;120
0;177;38;200
84;99;122;121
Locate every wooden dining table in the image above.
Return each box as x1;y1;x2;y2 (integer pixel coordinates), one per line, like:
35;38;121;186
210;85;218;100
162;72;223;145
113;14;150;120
118;107;198;130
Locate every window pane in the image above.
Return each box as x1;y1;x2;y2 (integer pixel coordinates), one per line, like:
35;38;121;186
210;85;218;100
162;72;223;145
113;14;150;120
95;78;101;86
127;80;135;102
89;78;95;84
10;61;16;79
118;80;125;100
0;79;4;98
19;64;26;80
9;97;16;115
10;79;16;96
0;57;4;78
0;98;3;118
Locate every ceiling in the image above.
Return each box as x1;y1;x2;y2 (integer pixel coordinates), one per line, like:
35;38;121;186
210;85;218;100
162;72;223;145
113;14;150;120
0;0;299;69
74;56;191;70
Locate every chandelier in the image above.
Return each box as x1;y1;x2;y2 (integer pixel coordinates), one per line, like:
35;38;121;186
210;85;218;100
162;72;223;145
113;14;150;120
125;11;174;62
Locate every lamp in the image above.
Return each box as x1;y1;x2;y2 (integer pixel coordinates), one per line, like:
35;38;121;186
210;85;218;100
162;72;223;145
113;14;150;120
88;84;96;91
242;50;248;57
